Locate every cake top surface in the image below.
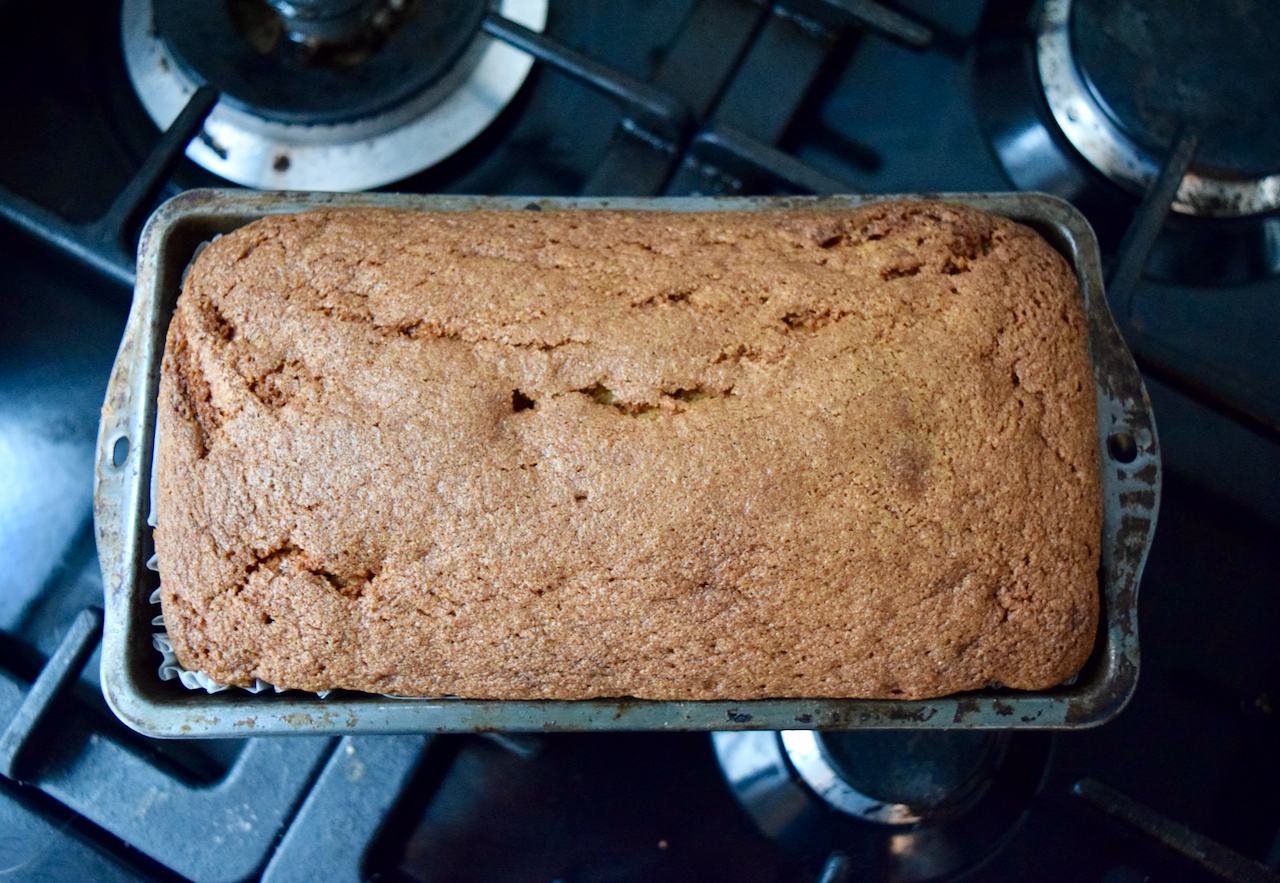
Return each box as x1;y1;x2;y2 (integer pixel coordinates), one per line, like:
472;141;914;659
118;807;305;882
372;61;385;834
155;201;1102;700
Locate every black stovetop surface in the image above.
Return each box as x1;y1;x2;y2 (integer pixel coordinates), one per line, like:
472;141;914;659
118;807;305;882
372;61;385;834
1;0;1278;881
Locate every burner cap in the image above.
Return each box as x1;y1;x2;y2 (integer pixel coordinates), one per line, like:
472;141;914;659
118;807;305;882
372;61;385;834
1071;0;1280;178
152;0;487;125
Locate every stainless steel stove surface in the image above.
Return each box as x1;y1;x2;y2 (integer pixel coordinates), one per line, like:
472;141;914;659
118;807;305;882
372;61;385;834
1;0;1279;881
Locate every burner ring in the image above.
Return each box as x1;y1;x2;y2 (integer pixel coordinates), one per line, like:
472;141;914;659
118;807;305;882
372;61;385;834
779;730;1002;825
1038;0;1280;218
152;0;489;126
782;730;922;824
122;0;546;190
713;729;1051;881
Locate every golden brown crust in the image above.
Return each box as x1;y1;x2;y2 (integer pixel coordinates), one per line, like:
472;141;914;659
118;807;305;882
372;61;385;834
154;201;1101;700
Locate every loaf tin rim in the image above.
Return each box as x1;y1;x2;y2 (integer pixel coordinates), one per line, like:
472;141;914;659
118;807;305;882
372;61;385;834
93;188;1159;737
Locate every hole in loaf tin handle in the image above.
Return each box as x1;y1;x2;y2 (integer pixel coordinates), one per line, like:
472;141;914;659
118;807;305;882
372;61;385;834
110;434;131;469
1107;431;1138;464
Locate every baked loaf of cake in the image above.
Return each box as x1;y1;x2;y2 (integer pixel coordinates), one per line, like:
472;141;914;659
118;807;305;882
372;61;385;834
155;201;1101;700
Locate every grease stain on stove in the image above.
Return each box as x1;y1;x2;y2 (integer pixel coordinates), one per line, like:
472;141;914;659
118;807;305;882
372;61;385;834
345;745;366;783
233;716;257;729
993;700;1015;716
794;712;813;723
726;709;753;723
132;785;166;819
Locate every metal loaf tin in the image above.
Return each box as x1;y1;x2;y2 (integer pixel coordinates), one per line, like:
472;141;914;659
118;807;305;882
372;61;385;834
94;189;1160;738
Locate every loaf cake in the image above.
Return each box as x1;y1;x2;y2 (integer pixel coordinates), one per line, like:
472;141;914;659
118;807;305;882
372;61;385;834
154;200;1101;700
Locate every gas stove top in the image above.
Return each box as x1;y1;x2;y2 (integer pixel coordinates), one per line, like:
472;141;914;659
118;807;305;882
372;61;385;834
1;0;1279;880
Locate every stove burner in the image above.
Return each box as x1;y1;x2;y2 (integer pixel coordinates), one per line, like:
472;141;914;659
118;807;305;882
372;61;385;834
154;0;482;124
713;730;1051;881
781;730;1004;826
122;0;546;190
1071;0;1280;178
1037;0;1280;217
